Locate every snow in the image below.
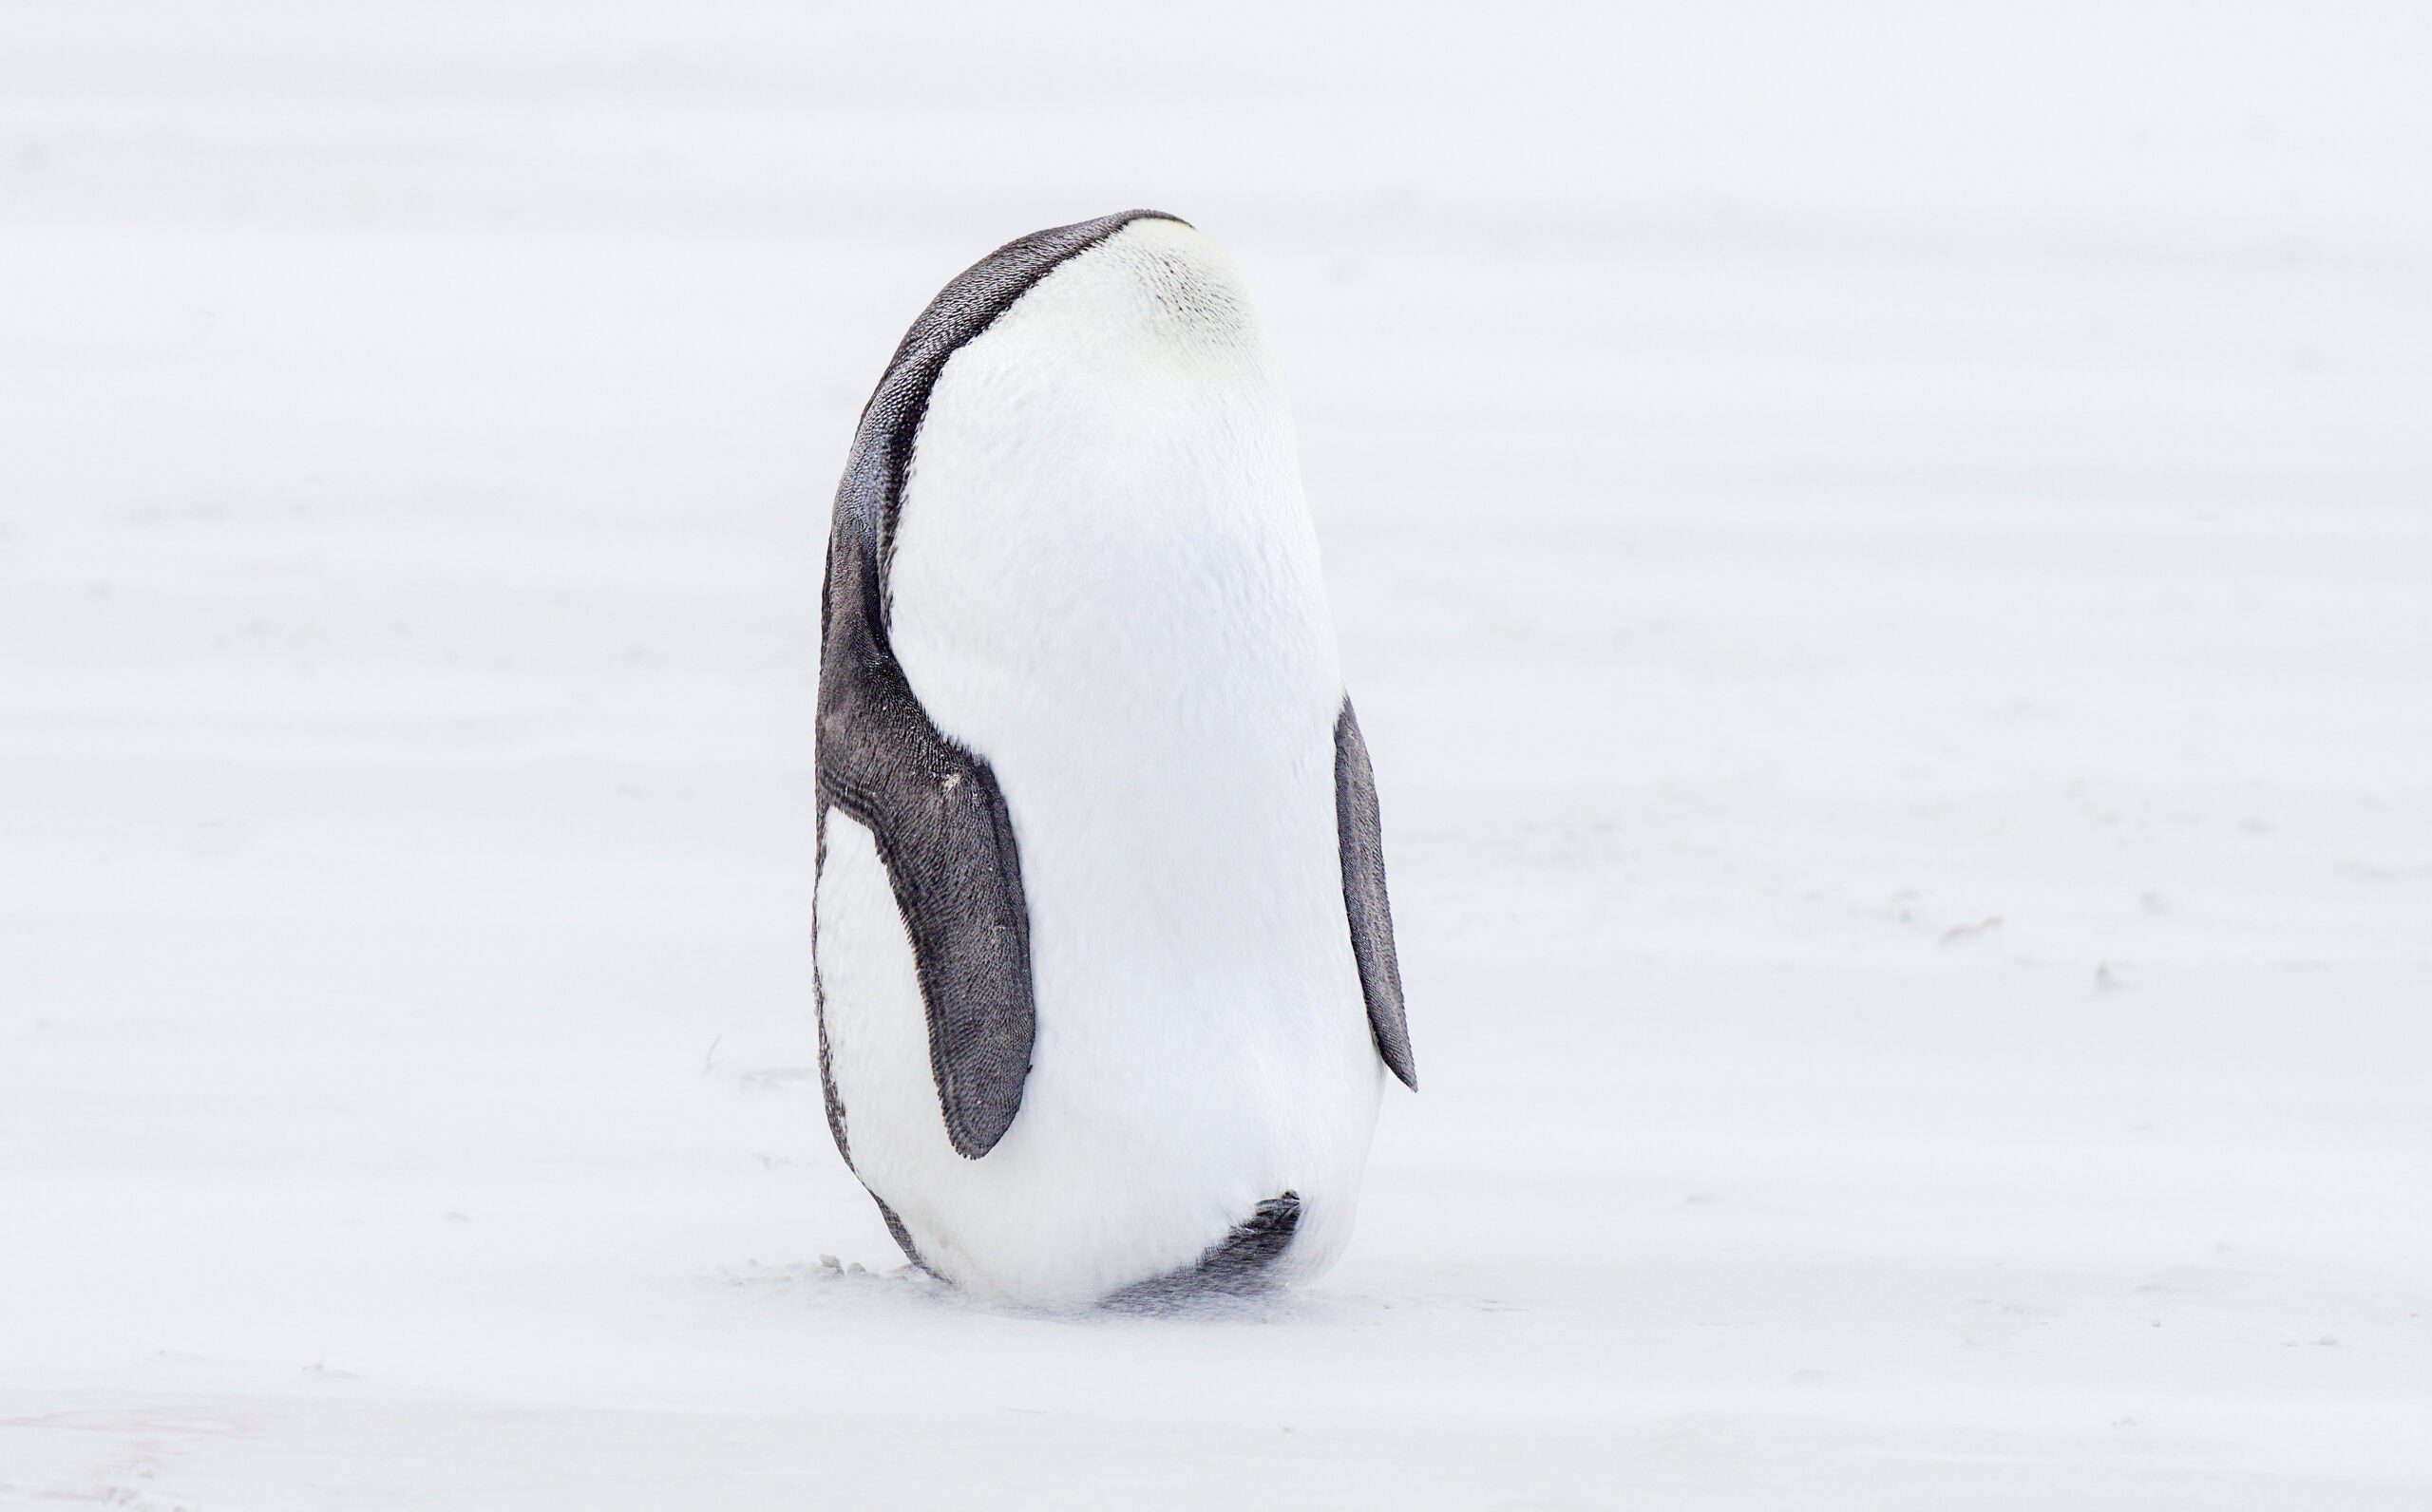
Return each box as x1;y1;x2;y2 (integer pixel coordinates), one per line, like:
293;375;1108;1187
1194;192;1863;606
4;3;2428;1506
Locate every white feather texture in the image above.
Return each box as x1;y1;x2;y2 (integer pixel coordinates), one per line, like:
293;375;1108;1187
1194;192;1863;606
814;218;1385;1309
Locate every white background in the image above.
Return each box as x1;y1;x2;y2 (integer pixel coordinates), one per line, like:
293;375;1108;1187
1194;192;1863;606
3;3;2427;1506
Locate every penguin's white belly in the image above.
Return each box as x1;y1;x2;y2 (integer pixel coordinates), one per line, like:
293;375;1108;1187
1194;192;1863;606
815;658;1379;1309
818;793;1378;1308
813;220;1383;1307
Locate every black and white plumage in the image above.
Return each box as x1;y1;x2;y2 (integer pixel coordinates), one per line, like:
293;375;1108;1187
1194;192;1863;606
814;210;1413;1308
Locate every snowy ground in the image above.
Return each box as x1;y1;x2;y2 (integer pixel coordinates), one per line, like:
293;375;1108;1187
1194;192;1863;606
5;4;2429;1507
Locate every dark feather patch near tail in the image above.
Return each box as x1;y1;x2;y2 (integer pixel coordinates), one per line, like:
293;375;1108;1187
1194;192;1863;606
1102;1193;1302;1312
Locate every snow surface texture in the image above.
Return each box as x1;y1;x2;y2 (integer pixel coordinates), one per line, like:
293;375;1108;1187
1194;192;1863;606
3;3;2427;1507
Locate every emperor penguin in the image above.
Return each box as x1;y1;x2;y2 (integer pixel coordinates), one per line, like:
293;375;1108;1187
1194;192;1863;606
812;210;1415;1310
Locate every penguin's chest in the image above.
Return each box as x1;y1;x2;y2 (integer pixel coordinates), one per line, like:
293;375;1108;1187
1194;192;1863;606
881;328;1358;1047
887;491;1358;1064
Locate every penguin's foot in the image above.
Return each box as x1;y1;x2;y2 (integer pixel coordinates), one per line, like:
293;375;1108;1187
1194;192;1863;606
1099;1192;1302;1314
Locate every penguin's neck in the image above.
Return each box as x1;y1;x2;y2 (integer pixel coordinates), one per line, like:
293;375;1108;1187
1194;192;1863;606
887;398;1341;803
884;235;1344;786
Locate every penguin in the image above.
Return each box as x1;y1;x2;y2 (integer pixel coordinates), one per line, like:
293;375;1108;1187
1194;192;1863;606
812;210;1415;1310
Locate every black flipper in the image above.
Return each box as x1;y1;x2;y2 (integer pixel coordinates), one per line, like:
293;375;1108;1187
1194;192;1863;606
816;211;1186;1162
817;588;1033;1160
1335;699;1416;1089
